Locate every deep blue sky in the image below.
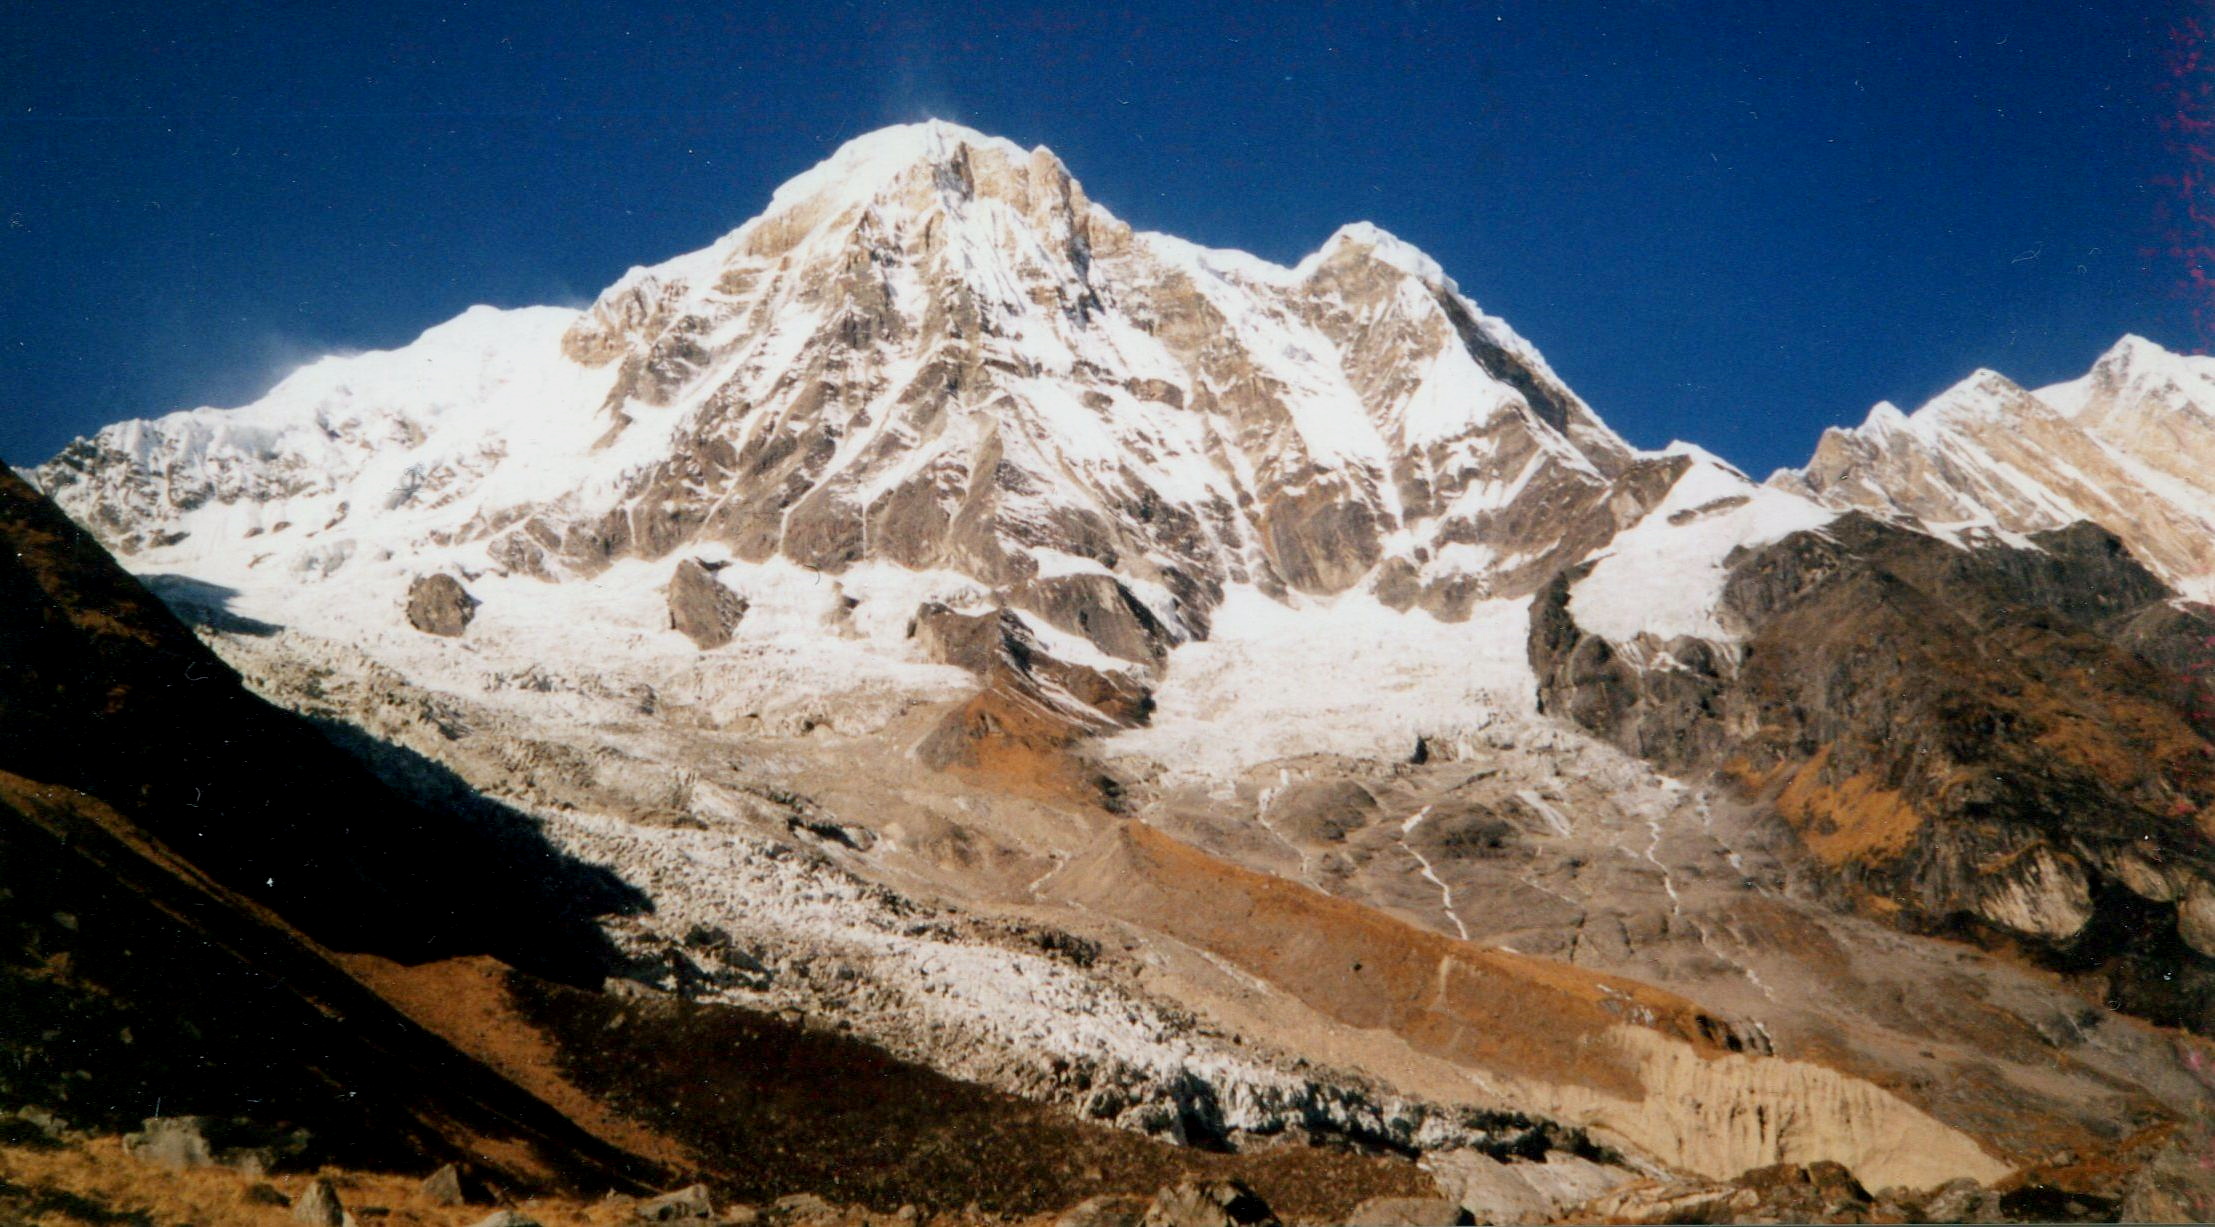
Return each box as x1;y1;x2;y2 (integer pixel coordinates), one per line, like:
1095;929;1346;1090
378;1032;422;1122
2;1;2199;476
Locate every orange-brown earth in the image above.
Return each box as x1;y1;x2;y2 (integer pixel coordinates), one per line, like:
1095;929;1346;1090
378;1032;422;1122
1051;821;1751;1102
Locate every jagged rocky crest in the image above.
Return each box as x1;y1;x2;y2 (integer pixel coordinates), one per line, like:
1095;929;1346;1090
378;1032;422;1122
32;121;1663;663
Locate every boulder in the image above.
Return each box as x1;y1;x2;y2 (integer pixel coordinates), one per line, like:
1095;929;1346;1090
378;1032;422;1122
770;1193;838;1223
1262;778;1378;845
120;1114;300;1176
638;1183;716;1221
1054;1194;1147;1227
1920;1176;2004;1223
1502;1154;1634;1211
405;573;479;637
667;559;748;649
1417;1151;1548;1225
292;1177;345;1227
1140;1181;1277;1227
468;1213;539;1227
1732;1161;1873;1221
1342;1196;1471;1226
8;1106;67;1143
2178;879;2215;958
419;1163;469;1207
121;1116;216;1170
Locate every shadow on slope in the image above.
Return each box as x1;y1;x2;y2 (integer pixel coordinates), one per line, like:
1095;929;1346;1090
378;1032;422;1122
0;773;666;1190
0;466;646;985
138;573;283;638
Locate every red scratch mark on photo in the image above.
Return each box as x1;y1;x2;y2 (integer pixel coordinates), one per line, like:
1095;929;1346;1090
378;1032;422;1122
2156;18;2215;352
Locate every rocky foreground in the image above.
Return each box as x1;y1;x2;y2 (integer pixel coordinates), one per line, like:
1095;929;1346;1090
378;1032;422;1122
10;1115;2202;1227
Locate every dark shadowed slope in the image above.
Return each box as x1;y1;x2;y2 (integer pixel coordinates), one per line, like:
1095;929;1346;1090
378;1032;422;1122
0;464;645;980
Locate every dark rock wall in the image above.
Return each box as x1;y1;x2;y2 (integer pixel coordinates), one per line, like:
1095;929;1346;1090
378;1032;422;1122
1532;511;2215;1030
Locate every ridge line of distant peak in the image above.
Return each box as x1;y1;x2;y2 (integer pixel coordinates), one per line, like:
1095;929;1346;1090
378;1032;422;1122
607;120;1473;303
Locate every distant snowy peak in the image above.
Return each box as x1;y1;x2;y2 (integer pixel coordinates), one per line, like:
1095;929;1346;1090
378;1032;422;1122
1774;337;2215;601
36;121;1659;656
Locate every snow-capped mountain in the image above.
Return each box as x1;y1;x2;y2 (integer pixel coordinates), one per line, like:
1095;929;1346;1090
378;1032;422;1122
1773;336;2215;602
27;121;2215;1215
37;120;1662;663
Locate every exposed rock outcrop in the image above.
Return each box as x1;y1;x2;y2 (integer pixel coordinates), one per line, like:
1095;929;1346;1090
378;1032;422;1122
1534;511;2215;1030
666;559;747;648
910;600;1152;798
292;1176;345;1227
36;123;1654;640
638;1183;716;1221
419;1163;469;1206
406;573;479;637
1140;1181;1277;1227
1341;1196;1469;1226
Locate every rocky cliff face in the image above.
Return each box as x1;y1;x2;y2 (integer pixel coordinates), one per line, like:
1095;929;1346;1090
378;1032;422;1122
1533;509;2215;1029
32;122;1652;664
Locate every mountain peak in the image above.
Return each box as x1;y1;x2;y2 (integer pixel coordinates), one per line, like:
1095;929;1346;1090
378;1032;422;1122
766;120;1040;210
754;121;1079;223
1309;222;1453;289
1861;400;1909;431
2101;332;2172;365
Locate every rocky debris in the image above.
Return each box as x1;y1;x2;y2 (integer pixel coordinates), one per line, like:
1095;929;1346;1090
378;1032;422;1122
1914;1176;2005;1223
419;1163;470;1206
1566;1162;1896;1223
1140;1181;1277;1227
1053;1194;1148;1227
405;572;478;637
2119;1136;2215;1224
1340;1196;1470;1226
638;1183;717;1221
667;559;748;649
468;1212;540;1227
292;1177;345;1227
1728;1161;1874;1222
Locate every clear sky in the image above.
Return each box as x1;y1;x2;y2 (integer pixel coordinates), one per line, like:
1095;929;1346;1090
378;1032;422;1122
2;1;2202;477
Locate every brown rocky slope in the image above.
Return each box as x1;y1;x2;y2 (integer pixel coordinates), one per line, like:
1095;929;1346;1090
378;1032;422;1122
1532;511;2215;1033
